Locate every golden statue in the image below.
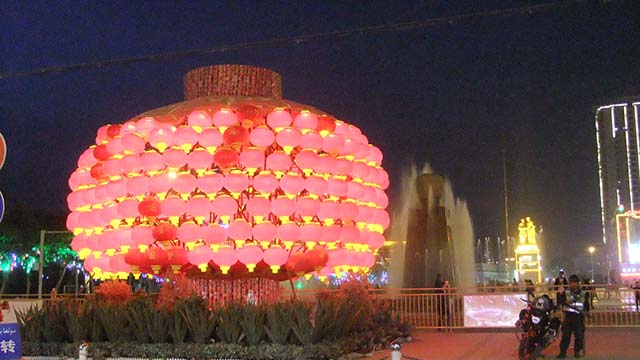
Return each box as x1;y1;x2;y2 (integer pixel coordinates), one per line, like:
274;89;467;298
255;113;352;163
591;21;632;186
526;217;537;244
518;218;527;244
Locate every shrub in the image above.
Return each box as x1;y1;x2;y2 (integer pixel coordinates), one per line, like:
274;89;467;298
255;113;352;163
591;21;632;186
94;280;132;304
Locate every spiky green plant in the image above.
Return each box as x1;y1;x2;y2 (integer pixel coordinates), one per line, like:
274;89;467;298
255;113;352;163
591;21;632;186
147;309;169;343
264;302;290;344
240;304;265;346
290;301;314;345
62;298;87;342
99;304;132;342
216;302;245;344
42;301;67;342
126;295;153;343
177;295;215;344
168;307;189;344
15;305;44;342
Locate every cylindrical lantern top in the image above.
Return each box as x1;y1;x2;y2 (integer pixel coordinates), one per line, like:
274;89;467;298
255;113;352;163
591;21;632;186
183;64;282;100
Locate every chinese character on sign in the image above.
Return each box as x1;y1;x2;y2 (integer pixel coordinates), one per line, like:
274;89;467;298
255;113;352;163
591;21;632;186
0;340;14;353
0;324;20;360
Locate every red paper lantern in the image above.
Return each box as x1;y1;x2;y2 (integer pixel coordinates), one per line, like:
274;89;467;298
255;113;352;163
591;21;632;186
146;246;169;274
173;126;198;151
249;126;275;147
177;221;203;244
93;144;111;161
186;195;212;220
279;172;304;197
228;219;252;243
172;172;197;194
211;195;237;221
188;110;212;130
148;125;174;152
203;223;227;245
199;128;223;152
167;247;189;273
223;171;249;194
163;147;188;168
266;109;292;130
252;171;278;194
212;245;237;274
266;151;291;174
237;244;263;272
197;172;224;195
161;195;186;219
212;109;238;128
239;147;265;175
187;245;214;271
188;148;213;170
293;111;318;132
131;225;154;251
126;175;148;196
152;222;177;245
223;125;250;146
141;151;165;173
252;222;277;247
138;197;161;218
213;147;239;169
263;246;288;273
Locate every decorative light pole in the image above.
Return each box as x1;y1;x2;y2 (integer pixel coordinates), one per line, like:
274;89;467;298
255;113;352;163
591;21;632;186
588;246;595;282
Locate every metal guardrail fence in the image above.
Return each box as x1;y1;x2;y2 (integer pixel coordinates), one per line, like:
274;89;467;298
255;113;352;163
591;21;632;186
282;285;640;329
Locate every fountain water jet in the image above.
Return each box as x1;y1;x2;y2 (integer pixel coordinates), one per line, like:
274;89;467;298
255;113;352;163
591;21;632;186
389;162;475;289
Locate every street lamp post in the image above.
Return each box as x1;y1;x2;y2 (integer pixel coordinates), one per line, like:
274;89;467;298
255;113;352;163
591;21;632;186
38;230;71;300
588;246;595;282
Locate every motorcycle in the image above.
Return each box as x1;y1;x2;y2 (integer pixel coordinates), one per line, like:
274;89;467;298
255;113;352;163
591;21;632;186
515;294;561;360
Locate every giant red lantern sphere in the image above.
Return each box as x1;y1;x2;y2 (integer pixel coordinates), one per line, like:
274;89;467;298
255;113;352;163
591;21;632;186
66;64;388;281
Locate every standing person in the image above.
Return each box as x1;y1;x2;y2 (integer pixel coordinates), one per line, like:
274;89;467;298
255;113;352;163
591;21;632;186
525;279;535;302
441;280;451;328
554;270;568;310
433;273;444;289
556;274;587;358
632;280;640;311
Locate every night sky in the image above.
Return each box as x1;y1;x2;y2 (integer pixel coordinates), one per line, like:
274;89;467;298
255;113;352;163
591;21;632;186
1;1;639;267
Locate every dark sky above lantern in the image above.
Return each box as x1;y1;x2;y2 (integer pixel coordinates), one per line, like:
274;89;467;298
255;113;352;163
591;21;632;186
1;0;639;268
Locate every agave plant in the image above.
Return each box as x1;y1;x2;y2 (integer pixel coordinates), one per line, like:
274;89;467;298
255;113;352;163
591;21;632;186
99;303;132;342
264;302;290;345
126;295;154;343
290;301;314;346
167;307;189;344
62;298;88;343
216;302;245;344
240;304;265;346
15;305;44;342
41;300;68;342
147;309;169;343
177;295;215;344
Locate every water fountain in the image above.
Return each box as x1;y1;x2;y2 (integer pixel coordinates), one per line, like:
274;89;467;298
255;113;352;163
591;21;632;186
388;162;475;289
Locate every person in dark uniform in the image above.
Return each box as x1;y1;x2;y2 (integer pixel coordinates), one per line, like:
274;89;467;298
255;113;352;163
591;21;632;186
554;270;568;311
556;274;587;358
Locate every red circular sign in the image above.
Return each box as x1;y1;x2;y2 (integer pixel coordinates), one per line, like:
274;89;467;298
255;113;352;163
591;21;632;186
0;131;6;171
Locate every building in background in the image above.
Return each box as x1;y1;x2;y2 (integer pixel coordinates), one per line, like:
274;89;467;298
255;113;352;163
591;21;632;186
595;98;640;280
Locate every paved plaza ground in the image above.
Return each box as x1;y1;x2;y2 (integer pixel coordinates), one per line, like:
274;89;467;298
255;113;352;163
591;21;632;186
372;328;640;360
